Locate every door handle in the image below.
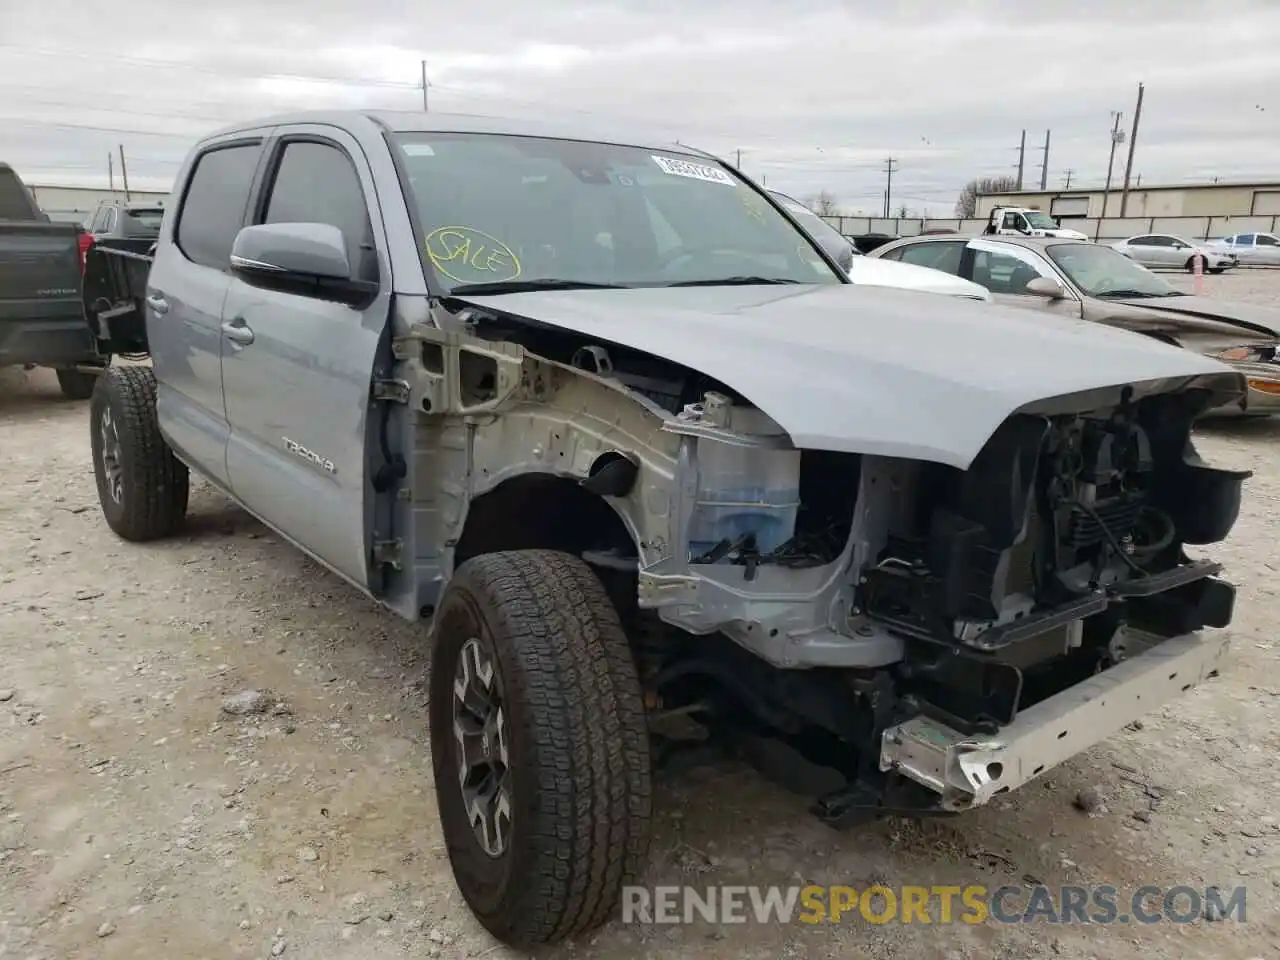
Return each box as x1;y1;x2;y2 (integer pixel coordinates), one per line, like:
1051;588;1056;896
221;320;255;346
145;293;169;315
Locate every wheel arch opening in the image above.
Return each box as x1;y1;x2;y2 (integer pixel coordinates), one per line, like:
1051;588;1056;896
454;471;639;569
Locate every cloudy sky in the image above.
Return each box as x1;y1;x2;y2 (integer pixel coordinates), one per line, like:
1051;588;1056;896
1;0;1276;215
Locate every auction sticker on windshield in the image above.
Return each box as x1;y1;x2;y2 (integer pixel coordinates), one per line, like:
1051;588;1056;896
651;155;735;186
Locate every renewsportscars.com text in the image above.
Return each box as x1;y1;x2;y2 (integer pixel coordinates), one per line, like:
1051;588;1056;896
622;884;1247;925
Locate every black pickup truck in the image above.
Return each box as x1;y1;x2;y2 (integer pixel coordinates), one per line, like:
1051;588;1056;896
0;163;107;398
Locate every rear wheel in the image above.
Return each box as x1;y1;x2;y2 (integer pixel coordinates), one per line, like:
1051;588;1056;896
1185;255;1204;273
89;365;189;541
429;549;651;947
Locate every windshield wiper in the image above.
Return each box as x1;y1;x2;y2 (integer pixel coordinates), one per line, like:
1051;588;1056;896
446;279;630;296
1093;289;1179;299
665;276;803;287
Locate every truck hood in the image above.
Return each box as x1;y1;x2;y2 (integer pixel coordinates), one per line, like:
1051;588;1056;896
845;256;991;300
1106;294;1280;344
454;283;1241;469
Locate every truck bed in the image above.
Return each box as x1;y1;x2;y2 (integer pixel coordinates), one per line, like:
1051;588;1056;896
0;219;96;367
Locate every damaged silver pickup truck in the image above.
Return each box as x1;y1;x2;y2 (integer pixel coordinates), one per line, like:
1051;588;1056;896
82;110;1249;948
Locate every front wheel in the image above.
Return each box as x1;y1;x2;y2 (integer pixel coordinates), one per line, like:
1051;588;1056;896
429;549;652;947
89;366;189;541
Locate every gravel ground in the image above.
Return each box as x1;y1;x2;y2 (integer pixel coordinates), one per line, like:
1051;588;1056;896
2;269;1279;960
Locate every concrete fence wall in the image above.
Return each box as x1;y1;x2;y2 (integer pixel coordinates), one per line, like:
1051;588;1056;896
820;214;1280;241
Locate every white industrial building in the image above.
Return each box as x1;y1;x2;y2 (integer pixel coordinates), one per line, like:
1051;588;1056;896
975;179;1280;221
26;183;171;225
821;179;1280;242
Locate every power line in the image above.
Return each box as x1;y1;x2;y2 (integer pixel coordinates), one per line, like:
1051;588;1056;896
0;42;1068;158
4;94;242;126
0;116;201;138
0;42;420;90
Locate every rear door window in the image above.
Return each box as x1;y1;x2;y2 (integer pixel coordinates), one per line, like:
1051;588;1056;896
175;142;263;270
898;241;966;275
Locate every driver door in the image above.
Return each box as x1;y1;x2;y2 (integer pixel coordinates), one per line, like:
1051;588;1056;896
963;239;1083;318
220;127;393;590
1001;212;1027;235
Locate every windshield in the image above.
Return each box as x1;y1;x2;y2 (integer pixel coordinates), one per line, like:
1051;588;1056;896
1046;242;1180;298
1023;211;1059;230
391;133;842;292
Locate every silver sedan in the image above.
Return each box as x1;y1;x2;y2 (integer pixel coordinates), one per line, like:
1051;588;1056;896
1110;234;1235;273
1206;232;1280;266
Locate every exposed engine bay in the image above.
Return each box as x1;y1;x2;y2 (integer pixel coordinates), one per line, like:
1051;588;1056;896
856;397;1243;735
428;299;1247;825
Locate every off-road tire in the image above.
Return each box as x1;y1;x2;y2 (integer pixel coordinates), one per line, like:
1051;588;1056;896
89;365;189;542
56;367;102;400
429;549;652;947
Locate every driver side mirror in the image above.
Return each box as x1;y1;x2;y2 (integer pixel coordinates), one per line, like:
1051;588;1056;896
1024;276;1065;299
230;222;378;307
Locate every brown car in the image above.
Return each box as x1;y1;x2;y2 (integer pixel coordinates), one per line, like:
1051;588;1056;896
868;234;1280;416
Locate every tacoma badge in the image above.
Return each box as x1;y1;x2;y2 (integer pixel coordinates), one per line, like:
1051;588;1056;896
282;437;336;474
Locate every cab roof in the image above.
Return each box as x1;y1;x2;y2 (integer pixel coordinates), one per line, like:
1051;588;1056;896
201;109;707;160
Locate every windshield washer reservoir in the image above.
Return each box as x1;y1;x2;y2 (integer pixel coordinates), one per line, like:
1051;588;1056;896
687;406;801;558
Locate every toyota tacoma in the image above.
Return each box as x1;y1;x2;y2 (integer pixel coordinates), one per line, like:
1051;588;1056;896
82;110;1248;948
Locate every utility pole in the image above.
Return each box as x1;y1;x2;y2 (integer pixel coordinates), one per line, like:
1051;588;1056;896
882;157;898;218
1100;111;1124;221
1015;129;1026;189
118;144;131;200
735;148;741;167
1061;169;1075;189
1038;130;1051;190
108;151;115;191
1119;81;1144;217
421;60;429;111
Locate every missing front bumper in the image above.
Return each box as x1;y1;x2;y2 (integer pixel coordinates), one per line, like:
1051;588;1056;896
878;629;1230;810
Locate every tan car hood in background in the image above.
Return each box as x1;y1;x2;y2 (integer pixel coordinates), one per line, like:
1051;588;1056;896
1099;294;1280;350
